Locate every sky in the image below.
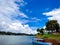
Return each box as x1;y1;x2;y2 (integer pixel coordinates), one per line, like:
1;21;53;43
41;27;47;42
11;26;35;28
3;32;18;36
0;0;60;34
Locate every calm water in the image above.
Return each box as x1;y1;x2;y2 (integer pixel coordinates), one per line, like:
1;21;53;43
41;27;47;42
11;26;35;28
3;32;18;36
0;35;34;45
0;35;50;45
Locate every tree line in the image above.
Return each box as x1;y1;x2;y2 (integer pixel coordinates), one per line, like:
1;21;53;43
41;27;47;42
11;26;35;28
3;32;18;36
0;31;33;36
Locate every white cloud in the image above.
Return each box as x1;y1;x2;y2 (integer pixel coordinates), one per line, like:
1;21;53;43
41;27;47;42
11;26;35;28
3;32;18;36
0;0;37;34
43;26;46;29
19;17;41;24
0;0;28;18
43;8;60;24
24;25;37;34
8;22;37;34
31;17;41;22
20;13;28;18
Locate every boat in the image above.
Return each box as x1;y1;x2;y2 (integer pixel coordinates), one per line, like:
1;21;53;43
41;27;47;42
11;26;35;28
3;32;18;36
33;38;52;45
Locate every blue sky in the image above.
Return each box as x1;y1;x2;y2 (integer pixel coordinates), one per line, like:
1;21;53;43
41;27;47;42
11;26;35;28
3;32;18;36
19;0;60;28
0;0;60;34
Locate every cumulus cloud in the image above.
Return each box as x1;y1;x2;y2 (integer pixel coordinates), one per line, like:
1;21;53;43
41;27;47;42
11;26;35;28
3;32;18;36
0;0;37;34
43;8;60;24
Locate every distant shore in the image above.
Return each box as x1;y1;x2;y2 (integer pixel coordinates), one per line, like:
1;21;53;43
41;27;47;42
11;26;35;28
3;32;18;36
0;31;34;36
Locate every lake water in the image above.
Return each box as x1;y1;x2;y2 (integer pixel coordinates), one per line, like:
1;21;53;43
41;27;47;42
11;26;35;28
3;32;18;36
0;35;34;45
0;35;50;45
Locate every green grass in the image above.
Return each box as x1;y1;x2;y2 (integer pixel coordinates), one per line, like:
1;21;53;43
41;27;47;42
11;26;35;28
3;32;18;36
36;33;60;42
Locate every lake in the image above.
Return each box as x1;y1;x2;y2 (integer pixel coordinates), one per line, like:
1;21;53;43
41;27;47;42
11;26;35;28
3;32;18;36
0;35;50;45
0;35;34;45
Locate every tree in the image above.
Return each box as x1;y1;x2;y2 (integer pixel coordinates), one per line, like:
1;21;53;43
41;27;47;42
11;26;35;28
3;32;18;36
40;28;44;35
37;28;44;35
37;28;40;32
46;20;59;32
37;28;40;34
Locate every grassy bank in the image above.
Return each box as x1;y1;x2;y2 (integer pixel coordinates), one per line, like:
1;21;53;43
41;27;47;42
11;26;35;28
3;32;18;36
35;34;60;43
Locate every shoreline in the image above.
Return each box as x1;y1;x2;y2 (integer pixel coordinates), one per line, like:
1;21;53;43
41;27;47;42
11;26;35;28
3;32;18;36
35;34;60;45
35;37;60;45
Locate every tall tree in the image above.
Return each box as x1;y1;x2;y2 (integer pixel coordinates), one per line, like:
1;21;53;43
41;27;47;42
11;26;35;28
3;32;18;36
46;20;59;32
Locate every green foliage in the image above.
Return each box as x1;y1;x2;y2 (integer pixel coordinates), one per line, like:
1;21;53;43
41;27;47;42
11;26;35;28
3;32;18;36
37;28;40;32
37;28;44;35
40;28;44;35
46;20;59;32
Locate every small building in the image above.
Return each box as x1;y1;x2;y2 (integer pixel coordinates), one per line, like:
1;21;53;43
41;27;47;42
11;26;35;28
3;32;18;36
43;30;52;34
